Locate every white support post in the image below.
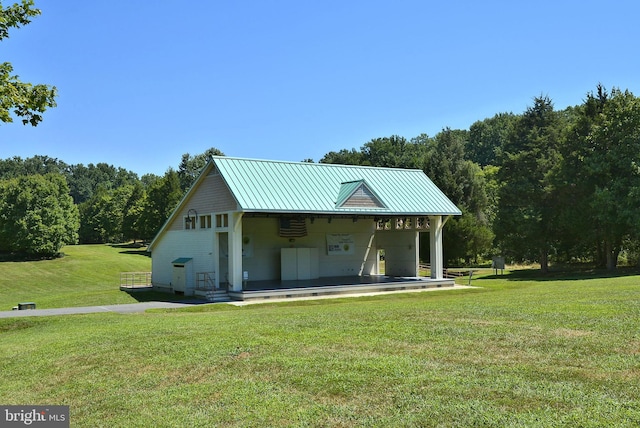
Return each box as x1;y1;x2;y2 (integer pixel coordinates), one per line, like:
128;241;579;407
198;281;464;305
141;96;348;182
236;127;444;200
228;212;244;292
412;230;420;276
429;215;444;279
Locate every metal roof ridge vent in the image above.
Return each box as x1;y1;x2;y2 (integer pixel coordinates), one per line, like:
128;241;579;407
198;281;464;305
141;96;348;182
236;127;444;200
336;179;387;209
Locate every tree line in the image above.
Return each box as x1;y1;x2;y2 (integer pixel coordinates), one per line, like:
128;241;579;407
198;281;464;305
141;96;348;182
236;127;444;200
3;3;640;270
2;85;640;271
320;85;640;272
0;149;221;257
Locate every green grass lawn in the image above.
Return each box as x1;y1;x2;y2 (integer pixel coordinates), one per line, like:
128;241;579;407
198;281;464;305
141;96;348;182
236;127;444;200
0;262;638;426
0;244;153;309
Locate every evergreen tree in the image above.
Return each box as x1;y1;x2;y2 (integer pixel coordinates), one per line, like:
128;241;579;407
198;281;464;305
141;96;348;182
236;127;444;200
425;128;493;265
494;96;565;272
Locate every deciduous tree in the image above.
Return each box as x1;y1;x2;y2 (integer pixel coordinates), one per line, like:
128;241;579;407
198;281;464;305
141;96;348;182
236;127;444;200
467;113;517;167
78;184;135;244
319;148;365;165
0;0;57;126
361;135;428;169
560;86;640;270
122;181;146;243
178;147;224;192
138;169;182;241
0;173;78;256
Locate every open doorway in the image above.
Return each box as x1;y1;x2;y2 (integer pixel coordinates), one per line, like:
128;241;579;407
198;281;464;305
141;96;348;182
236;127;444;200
217;232;229;290
377;249;385;275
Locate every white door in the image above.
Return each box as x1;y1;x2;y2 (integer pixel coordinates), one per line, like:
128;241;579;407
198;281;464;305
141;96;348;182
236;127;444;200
172;265;186;292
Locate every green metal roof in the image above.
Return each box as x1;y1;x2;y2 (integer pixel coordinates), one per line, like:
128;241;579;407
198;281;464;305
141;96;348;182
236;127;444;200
212;157;461;216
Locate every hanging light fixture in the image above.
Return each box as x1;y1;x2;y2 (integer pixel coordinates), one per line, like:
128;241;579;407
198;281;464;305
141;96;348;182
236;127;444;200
185;209;198;226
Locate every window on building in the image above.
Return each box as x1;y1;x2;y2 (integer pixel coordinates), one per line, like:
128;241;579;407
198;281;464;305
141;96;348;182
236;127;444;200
216;214;228;228
200;214;212;229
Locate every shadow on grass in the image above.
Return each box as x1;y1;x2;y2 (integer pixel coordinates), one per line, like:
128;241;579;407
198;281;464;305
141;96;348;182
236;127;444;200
0;252;65;262
476;266;640;282
109;243;151;257
119;249;151;257
110;242;147;248
122;289;209;305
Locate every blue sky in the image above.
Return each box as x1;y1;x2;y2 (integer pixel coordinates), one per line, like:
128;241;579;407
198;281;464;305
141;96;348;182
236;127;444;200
2;0;639;176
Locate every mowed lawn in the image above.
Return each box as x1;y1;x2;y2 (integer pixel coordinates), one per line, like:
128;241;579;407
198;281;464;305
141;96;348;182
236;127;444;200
0;244;152;309
0;259;639;427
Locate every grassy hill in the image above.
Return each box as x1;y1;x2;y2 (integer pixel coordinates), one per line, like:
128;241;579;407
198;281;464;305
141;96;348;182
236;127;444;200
0;265;638;426
0;244;152;309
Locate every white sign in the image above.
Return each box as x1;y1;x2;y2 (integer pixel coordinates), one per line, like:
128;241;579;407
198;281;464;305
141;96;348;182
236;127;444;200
327;234;355;255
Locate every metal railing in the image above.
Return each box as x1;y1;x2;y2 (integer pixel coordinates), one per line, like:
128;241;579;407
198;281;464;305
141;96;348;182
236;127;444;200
420;264;475;284
196;272;216;291
120;272;152;288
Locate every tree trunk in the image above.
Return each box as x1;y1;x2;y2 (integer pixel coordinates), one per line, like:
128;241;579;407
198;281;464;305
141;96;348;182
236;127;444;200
595;240;606;268
540;250;549;274
605;240;619;271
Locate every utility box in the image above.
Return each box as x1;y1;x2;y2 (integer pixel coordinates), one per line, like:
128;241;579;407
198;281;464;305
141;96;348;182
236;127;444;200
18;302;36;310
171;258;194;295
281;248;319;280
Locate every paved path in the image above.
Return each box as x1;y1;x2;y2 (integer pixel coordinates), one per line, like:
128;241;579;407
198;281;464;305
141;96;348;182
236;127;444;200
0;285;475;318
0;301;209;318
